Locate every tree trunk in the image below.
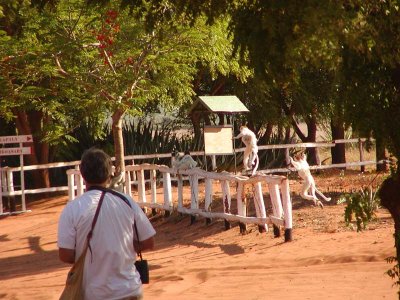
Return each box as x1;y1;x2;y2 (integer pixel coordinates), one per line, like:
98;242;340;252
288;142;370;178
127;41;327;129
288;111;319;165
376;136;389;172
111;109;126;191
277;124;284;140
330;120;346;166
379;175;400;261
13;109;51;189
304;116;320;166
258;123;273;145
190;112;202;141
284;126;291;141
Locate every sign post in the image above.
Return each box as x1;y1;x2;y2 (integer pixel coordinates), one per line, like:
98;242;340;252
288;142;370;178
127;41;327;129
0;135;32;216
20;142;26;211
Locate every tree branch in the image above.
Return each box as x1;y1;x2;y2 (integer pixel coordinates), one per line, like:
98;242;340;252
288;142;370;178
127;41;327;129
100;89;116;101
103;49;117;75
53;53;69;76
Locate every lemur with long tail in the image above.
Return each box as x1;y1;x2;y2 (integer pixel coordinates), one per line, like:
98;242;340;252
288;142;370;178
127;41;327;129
233;126;259;175
289;152;331;208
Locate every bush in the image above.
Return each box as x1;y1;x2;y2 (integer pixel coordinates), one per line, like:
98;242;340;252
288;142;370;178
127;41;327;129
337;186;380;231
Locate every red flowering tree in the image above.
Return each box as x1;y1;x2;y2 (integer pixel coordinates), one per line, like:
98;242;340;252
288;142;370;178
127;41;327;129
86;5;233;189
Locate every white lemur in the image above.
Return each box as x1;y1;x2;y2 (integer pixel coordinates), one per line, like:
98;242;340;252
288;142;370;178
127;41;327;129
233;126;259;175
289;152;331;208
172;150;197;171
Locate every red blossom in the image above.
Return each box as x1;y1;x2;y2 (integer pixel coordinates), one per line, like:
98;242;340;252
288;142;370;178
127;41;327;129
106;10;118;19
97;34;105;41
106;37;113;45
113;24;120;33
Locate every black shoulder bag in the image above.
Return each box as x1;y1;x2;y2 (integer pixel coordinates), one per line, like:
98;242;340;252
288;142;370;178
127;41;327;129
88;186;150;284
133;222;150;284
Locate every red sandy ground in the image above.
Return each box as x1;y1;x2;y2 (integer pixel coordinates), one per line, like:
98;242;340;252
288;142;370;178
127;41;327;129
0;169;397;299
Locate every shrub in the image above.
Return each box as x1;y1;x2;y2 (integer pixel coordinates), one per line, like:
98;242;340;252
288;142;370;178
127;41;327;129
337;186;380;231
386;255;400;296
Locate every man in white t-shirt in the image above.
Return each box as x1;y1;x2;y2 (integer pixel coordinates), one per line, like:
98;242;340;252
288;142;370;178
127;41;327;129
58;148;156;300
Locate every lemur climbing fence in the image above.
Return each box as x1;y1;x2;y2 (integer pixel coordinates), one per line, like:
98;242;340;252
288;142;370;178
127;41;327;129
66;164;293;242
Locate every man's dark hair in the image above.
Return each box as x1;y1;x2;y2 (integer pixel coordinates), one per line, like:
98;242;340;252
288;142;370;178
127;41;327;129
80;148;112;184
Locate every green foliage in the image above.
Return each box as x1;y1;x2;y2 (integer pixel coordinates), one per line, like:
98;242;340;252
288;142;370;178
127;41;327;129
337;186;380;231
55;118;112;162
386;255;400;296
0;0;100;145
385;230;400;297
55;115;198;165
1;0;248;169
124;117;203;165
123;117;194;162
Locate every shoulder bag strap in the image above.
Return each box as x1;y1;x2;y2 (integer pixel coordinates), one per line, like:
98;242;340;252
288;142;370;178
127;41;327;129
133;222;143;261
88;186;143;260
88;185;132;208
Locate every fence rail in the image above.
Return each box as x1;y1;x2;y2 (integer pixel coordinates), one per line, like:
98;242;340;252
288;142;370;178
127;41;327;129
0;138;380;211
67;163;294;241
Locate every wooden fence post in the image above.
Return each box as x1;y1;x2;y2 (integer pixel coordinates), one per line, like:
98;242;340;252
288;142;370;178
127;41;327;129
77;170;84;196
177;174;183;215
131;159;137;181
0;168;3;214
211;155;217;171
67;170;75;201
268;183;283;237
138;169;146;203
281;178;293;242
190;174;199;224
254;182;267;233
204;178;213;225
236;182;247;234
359;138;365;173
163;172;172;217
7;169;14;194
221;180;231;230
150;169;157;216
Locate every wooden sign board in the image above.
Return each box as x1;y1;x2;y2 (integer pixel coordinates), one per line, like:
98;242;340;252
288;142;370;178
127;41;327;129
0;147;32;156
204;125;233;155
0;135;33;215
0;135;33;144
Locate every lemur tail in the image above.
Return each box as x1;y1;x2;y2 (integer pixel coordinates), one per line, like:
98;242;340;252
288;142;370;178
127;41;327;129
251;154;259;176
315;188;331;202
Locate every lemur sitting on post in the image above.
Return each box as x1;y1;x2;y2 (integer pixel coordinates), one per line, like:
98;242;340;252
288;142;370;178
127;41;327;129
289;152;331;208
172;150;197;171
233;125;259;175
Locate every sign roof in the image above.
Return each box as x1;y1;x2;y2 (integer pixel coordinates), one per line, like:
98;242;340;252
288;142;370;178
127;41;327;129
189;96;249;114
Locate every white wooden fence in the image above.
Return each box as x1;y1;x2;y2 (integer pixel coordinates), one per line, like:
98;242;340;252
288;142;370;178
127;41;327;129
0;138;383;216
66;164;293;241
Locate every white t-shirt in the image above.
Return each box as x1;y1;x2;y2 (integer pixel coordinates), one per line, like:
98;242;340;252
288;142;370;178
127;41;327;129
58;190;156;300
